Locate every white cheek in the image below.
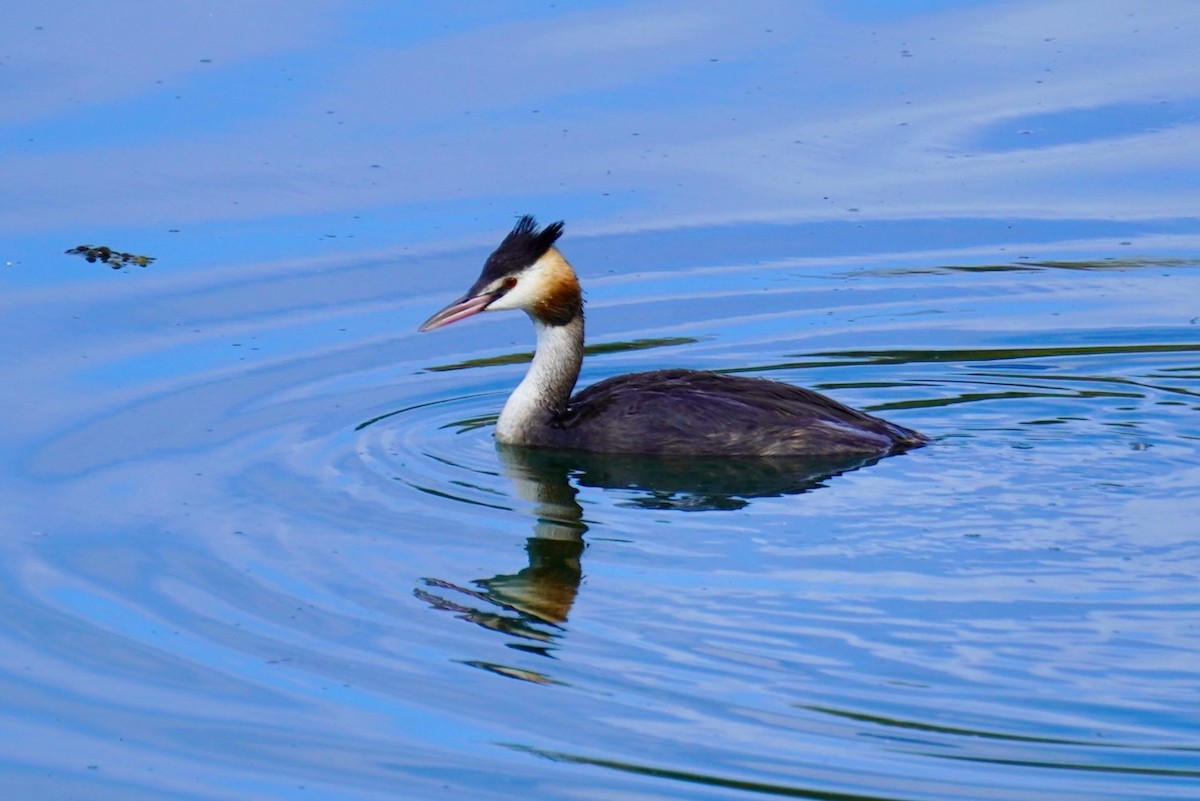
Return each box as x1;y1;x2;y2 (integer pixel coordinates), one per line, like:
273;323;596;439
487;281;537;311
481;250;564;313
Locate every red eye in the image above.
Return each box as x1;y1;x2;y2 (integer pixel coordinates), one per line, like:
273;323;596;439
502;276;518;290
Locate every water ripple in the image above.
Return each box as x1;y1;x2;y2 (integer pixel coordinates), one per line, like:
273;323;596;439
4;253;1199;799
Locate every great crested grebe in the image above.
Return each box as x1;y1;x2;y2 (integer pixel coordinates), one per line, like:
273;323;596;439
419;216;927;457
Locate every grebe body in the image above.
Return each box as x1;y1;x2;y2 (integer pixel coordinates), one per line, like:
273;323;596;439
419;217;926;457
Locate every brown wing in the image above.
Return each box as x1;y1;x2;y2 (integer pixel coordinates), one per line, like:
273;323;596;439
548;369;925;456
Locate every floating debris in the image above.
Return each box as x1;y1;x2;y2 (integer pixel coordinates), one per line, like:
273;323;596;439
65;245;156;269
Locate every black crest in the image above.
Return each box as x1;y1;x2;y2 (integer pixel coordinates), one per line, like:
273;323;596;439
480;215;564;282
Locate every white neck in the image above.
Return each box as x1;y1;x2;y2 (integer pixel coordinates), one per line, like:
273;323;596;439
495;314;583;444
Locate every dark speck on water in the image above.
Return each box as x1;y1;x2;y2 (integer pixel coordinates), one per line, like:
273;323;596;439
64;244;155;269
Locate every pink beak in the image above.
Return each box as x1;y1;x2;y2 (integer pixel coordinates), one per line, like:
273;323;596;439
418;291;495;332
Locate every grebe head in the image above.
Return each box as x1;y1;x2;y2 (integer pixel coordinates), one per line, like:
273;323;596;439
419;216;579;332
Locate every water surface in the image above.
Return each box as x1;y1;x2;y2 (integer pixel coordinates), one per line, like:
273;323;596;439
2;2;1199;800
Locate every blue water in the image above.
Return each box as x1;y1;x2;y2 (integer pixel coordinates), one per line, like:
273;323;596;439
3;3;1199;800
